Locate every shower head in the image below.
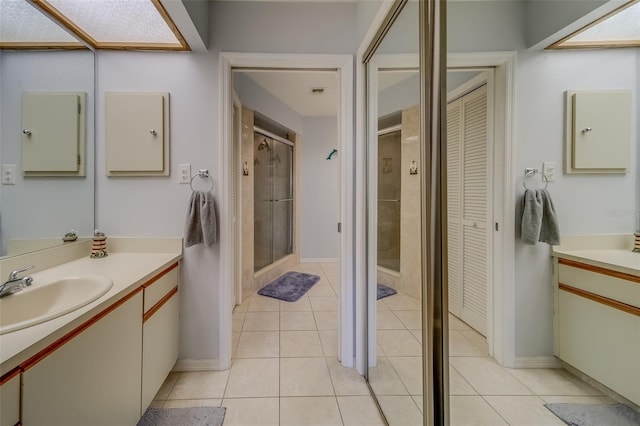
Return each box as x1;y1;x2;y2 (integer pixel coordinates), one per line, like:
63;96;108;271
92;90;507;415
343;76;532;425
257;139;271;152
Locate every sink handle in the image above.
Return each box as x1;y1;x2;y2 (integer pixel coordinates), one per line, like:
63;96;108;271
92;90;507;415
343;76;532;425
9;265;34;280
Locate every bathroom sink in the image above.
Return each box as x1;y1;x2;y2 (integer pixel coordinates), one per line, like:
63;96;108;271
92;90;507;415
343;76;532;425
0;275;113;335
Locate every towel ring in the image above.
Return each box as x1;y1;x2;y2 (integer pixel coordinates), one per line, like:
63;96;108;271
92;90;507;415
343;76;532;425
523;169;548;190
190;169;214;192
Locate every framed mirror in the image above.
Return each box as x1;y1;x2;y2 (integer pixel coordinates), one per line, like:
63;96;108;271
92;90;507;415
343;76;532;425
0;4;95;258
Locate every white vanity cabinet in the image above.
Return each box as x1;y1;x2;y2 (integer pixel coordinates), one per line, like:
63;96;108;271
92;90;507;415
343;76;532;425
555;258;640;405
0;370;20;426
22;291;144;426
141;264;180;413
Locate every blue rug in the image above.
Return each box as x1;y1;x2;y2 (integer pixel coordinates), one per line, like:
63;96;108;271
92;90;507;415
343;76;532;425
377;283;397;300
138;407;225;426
545;403;640;426
258;271;320;302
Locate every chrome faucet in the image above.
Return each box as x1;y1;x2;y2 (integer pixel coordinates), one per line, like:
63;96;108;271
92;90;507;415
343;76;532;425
0;265;34;298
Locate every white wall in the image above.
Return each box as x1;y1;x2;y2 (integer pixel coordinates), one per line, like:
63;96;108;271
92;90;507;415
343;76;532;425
300;116;340;260
378;74;419;118
450;1;639;359
95;1;357;364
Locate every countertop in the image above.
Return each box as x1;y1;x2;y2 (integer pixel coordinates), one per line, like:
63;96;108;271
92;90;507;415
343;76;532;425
0;251;181;376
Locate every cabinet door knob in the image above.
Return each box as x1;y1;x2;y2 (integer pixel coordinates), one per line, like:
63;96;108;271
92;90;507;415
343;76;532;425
581;127;593;133
22;129;32;136
150;129;157;136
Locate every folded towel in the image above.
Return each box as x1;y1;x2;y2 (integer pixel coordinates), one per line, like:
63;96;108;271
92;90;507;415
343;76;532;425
521;189;543;245
539;189;560;245
184;191;218;247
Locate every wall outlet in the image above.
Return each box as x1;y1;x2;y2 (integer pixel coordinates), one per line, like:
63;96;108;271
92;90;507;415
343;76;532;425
542;161;556;182
2;164;16;185
178;163;191;184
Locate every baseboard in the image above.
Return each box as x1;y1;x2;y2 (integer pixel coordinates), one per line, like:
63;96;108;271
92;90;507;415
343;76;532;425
513;356;563;369
300;258;338;263
173;359;224;372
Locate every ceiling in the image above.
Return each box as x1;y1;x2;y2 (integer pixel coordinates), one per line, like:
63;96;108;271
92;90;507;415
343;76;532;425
241;70;339;117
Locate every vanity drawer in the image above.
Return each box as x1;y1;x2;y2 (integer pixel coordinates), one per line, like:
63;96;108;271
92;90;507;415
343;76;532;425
143;263;179;313
0;369;20;426
558;260;640;308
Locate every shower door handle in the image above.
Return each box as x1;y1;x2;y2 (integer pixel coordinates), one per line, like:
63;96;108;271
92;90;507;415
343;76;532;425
269;198;293;202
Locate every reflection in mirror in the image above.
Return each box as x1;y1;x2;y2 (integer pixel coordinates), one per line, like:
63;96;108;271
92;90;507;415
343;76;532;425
366;2;423;425
0;47;94;257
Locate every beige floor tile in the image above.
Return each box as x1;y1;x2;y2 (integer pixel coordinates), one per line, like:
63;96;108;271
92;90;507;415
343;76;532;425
280;357;334;396
221;397;279;426
368;357;409;396
307;282;337;297
167;370;230;400
162;399;222;408
280;311;317;330
382;294;421;310
295;264;324;274
326;357;370;396
412;395;423;413
409;329;422;343
232;331;241;356
234;298;250;313
377;330;421;356
232;312;246;332
458;329;489;354
388;357;423;395
148;400;164;409
449;330;487;356
377;299;390;311
376;395;423;426
505;367;603;396
280;330;324;357
248;295;280;312
449;313;472;331
314;311;339;330
280;297;312;312
235;331;279;358
449;366;477;395
337;396;386;426
376;310;405;329
319;330;338;358
394;310;422;330
450;396;508;426
154;372;180;400
225;358;279;398
310;296;338;312
280;397;342;426
450;357;533;396
485;395;567;426
243;311;280;331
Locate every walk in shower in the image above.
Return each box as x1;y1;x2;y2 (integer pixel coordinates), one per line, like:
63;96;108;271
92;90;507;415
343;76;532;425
253;128;294;272
377;126;402;272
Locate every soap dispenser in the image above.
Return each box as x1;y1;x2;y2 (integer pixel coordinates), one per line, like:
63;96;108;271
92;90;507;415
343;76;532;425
90;229;108;258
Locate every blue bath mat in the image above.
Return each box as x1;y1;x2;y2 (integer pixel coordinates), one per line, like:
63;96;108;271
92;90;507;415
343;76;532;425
545;403;640;426
258;271;320;302
138;407;226;426
377;283;397;300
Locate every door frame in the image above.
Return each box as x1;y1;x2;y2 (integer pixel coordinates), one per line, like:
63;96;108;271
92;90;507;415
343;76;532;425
232;91;243;307
219;53;354;369
448;52;517;367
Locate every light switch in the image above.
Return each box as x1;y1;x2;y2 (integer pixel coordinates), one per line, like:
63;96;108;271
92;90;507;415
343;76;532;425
2;164;16;185
178;163;191;184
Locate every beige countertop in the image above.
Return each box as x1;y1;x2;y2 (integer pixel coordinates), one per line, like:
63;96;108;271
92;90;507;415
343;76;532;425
553;248;640;277
1;247;181;376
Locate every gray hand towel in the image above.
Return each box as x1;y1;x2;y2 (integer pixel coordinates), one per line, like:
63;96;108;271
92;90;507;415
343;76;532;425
521;189;543;245
539;188;560;245
184;191;218;247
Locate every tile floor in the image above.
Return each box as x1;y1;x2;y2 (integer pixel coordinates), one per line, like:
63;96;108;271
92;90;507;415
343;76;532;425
151;262;615;426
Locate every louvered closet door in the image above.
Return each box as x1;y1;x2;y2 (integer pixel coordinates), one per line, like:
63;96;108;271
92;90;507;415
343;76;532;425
447;99;463;318
447;84;489;336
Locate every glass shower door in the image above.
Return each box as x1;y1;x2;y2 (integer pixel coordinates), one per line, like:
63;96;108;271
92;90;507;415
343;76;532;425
254;132;294;272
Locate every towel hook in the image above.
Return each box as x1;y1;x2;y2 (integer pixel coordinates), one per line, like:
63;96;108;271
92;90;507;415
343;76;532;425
523;168;548;190
190;169;214;192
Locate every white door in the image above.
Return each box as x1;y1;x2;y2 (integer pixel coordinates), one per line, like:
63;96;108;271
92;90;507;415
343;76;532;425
447;84;490;336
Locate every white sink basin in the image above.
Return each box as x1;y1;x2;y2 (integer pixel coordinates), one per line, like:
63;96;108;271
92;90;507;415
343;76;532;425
0;275;113;335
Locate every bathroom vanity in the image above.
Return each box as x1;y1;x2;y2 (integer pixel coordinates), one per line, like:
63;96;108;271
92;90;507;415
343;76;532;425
0;238;182;426
553;235;640;407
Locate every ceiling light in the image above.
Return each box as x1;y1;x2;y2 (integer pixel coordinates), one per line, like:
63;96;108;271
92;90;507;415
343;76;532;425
551;0;640;49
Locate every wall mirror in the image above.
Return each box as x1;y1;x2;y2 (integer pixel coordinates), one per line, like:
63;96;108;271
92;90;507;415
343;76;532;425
365;1;424;425
0;10;95;258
